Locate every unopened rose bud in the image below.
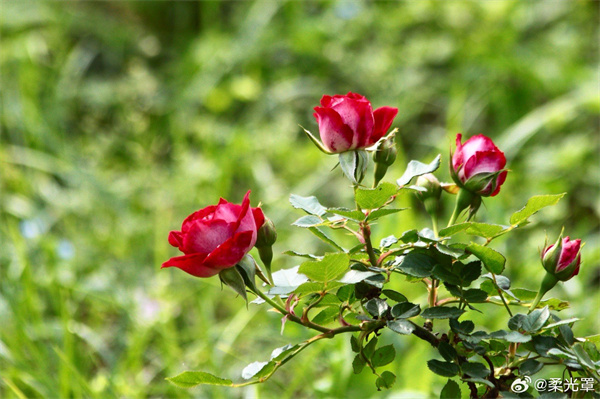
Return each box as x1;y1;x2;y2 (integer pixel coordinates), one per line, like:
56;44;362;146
542;235;582;282
256;217;277;248
451;134;508;197
530;233;583;312
415;174;442;202
256;217;277;284
373;134;397;186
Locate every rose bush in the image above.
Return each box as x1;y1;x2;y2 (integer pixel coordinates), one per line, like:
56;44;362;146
162;191;265;278
451;133;508;197
313;92;398;153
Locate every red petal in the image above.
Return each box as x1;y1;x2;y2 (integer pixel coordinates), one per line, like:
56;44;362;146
452;133;465;172
320;95;333;107
203;230;254;268
463;151;506;181
252;207;265;230
168;231;184;251
490;170;508;197
313;107;354;153
232;191;251;232
371;106;398;144
557;237;581;271
182;219;232;254
330;96;374;148
181;205;217;232
460;134;503;167
161;253;221;278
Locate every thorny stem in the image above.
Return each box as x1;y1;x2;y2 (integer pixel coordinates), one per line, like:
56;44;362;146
361;222;379;268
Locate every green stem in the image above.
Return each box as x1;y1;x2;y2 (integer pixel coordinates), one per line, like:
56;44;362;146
447;188;476;227
361;222;379;268
528;273;559;313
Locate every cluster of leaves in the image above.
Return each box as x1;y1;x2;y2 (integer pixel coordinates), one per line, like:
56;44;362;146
168;153;599;397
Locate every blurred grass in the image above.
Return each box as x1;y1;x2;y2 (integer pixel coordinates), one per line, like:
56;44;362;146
0;1;598;398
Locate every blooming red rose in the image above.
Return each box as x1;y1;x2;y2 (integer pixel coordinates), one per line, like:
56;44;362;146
162;191;265;278
542;236;582;281
451;133;508;197
313;92;398;153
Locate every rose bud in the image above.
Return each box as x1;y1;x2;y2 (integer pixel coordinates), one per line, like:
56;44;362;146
255;217;277;284
311;92;398;154
162;191;265;278
451;134;508;197
373;132;398;186
530;234;583;311
542;235;582;282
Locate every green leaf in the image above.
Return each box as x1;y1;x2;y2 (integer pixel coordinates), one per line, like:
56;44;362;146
328;207;365;221
380;235;398;248
439;222;507;238
311;307;340;325
363;337;378;358
522;306;550;333
461;362;490;378
290;194;327;216
421;307;465;319
463;289;488;303
450;318;475;334
520;359;543;376
166;371;233;388
393;251;437;278
399;229;420;243
440;379;461;399
387;319;415;335
352;354;366;374
371;345;396;367
367;208;405;221
510;193;566;226
298;253;349;284
283;250;320;259
432;265;461;285
438;341;457;362
573;344;596;370
460;261;482;286
355;182;398;209
427;359;460;377
466;243;505;274
490;330;532;343
292;215;323;227
365;298;389;318
382;289;407;303
391;302;421;319
376;371;396;390
545;318;579;329
270;344;297;361
268;266;309;295
350;336;360;353
338;270;378;284
241;361;270;379
396;154;441;186
337;285;355;302
508;314;526;331
308;226;345;251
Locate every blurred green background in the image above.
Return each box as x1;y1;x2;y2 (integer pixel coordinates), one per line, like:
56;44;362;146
1;1;598;398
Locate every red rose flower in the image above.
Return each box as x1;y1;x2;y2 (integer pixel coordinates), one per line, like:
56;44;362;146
162;191;265;278
313;92;398;153
451;133;508;197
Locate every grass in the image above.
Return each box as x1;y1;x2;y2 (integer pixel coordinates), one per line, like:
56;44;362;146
1;1;598;398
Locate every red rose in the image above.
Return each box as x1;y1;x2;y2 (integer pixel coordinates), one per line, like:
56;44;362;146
451;133;508;197
542;236;582;281
313;92;398;153
162;191;265;278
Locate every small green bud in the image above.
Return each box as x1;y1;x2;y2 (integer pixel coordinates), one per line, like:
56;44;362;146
373;135;397;186
256;217;277;247
373;135;397;167
415;174;442;202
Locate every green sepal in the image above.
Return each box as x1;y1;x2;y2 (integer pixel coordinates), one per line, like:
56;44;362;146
219;266;248;302
339;150;369;184
299;125;332;154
